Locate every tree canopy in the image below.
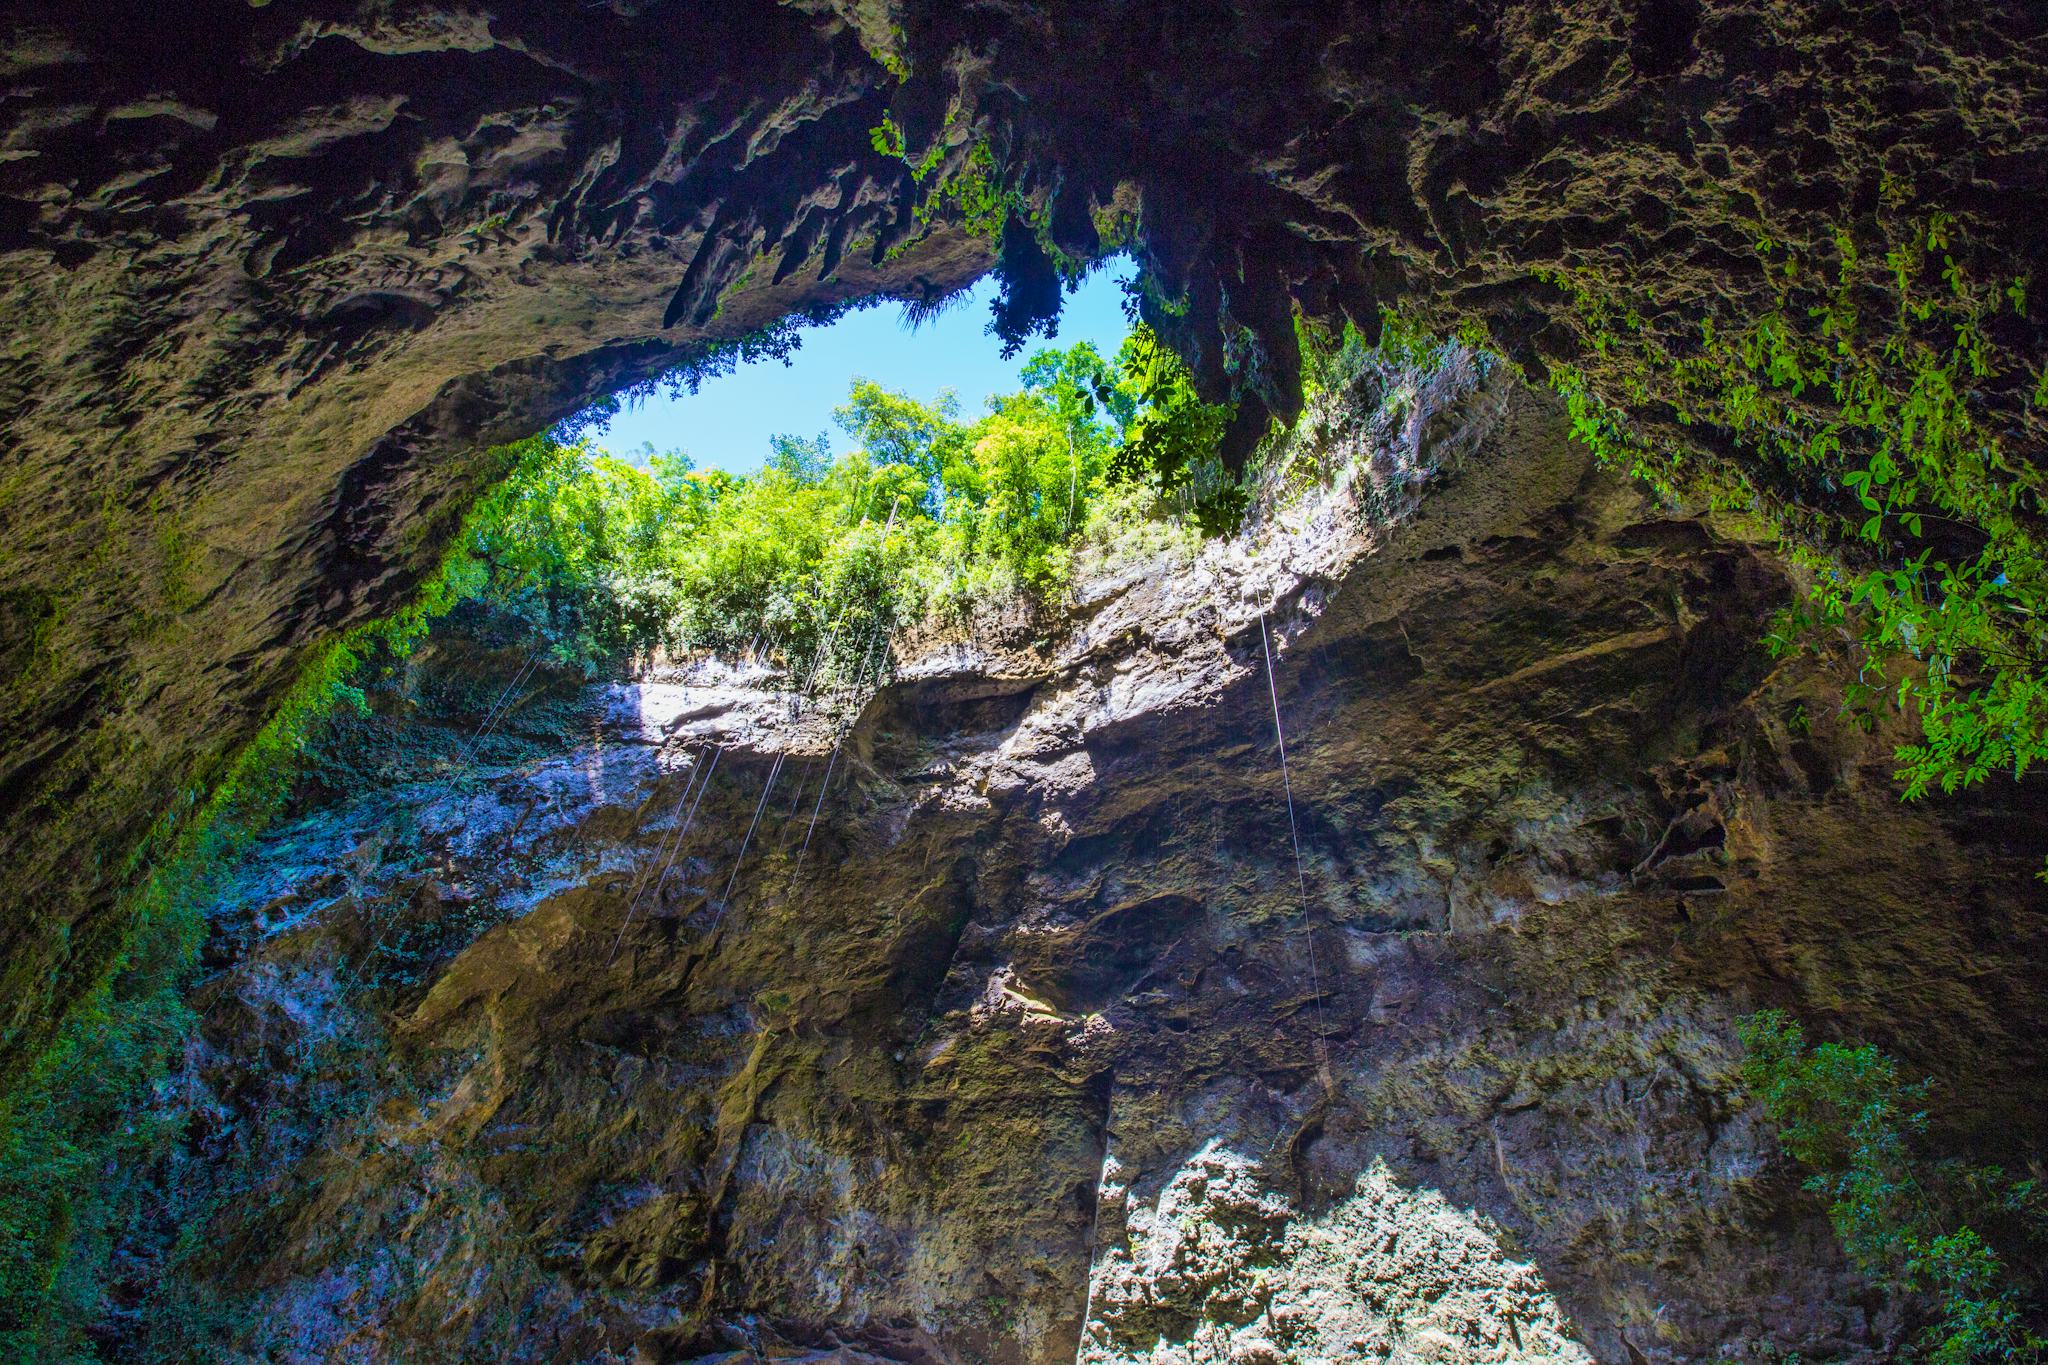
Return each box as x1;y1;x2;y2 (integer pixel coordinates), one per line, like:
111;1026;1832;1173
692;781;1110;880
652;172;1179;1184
461;326;1231;675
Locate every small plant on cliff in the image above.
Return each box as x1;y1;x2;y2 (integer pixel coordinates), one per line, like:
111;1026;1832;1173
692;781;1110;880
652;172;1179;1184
1259;306;1493;531
1739;1011;2048;1362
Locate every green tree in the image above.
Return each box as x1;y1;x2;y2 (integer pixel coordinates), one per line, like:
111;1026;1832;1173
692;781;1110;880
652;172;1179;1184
1110;327;1240;531
1740;1011;2047;1363
1021;340;1127;534
835;379;961;515
767;431;832;485
445;327;1229;669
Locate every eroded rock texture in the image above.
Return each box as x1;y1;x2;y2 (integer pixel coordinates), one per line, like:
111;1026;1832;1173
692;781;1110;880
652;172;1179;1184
141;387;2048;1363
6;0;2048;1067
0;1;995;1060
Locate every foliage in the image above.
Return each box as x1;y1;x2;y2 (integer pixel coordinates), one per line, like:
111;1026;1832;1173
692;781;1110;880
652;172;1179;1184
865;105;1087;354
930;139;1019;244
1739;1011;2048;1362
1543;215;2048;816
1295;306;1491;408
868;105;1034;252
1256;307;1494;532
462;330;1225;673
1110;326;1240;532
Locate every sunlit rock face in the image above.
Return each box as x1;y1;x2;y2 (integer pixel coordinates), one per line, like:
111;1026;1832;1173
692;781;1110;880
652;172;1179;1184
1080;1147;1594;1365
142;378;2048;1363
5;0;2047;1069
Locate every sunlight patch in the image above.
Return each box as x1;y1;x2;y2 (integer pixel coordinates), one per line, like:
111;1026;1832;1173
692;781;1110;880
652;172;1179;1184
1080;1144;1593;1365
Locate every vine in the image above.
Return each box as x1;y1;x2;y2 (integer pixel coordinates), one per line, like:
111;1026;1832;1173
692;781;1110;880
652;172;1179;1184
868;107;1079;280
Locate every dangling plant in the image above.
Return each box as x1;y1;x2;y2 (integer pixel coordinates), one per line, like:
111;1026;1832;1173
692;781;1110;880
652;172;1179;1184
1544;213;2048;820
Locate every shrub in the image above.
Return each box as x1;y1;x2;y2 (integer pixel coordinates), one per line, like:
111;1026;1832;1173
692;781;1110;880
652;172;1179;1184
1739;1011;2047;1363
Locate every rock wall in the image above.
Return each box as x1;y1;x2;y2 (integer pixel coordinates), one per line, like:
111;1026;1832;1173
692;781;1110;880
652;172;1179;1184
5;0;2046;1069
0;0;986;1061
134;378;2048;1363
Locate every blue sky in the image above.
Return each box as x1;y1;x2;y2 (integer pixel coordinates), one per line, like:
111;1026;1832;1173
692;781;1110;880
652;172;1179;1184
592;255;1138;473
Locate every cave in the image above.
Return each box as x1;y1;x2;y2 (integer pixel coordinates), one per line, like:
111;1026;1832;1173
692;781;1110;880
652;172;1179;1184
3;2;2048;1361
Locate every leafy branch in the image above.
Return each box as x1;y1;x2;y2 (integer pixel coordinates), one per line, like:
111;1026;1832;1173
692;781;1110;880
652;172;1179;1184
1740;1012;2047;1363
1545;213;2048;814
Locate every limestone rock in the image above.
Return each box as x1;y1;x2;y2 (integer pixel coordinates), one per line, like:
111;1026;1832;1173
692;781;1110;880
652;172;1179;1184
133;380;2048;1362
5;0;2045;1069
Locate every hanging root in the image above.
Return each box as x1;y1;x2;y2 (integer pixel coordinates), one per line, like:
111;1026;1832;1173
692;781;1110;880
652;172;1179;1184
711;752;785;931
453;651;544;777
1260;612;1335;1096
610;744;723;964
791;608;894;880
781;759;812;819
342;650;544;993
608;746;710;961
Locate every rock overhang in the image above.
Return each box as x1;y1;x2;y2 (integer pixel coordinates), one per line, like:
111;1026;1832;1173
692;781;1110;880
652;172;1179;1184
3;0;2045;1082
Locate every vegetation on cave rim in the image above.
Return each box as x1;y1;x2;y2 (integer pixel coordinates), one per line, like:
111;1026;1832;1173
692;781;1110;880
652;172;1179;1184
864;97;1092;360
1739;1012;2048;1363
861;86;2048;828
464;325;1232;675
844;10;2048;823
1541;210;2048;817
874;113;1067;281
471;313;1473;681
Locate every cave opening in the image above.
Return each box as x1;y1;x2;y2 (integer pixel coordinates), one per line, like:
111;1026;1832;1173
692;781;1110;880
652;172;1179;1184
6;1;2048;1359
423;249;1231;688
0;256;1519;1361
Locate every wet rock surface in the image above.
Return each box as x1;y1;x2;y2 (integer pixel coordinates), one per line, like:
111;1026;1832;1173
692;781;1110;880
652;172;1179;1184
144;389;2048;1363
